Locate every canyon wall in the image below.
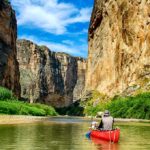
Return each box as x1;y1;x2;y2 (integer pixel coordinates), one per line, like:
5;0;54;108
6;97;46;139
0;0;20;97
17;40;86;107
86;0;150;96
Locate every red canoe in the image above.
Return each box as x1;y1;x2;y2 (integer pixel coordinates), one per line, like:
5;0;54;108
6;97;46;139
90;128;120;143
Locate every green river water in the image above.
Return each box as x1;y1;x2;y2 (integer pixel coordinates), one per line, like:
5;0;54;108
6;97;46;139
0;117;150;150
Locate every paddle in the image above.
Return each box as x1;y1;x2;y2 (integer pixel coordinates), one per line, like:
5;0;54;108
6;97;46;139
85;131;91;138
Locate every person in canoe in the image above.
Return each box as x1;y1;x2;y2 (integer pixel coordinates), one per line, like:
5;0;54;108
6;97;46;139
97;110;114;130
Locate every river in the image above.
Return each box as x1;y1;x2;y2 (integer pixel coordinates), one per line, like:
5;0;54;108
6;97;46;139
0;117;150;150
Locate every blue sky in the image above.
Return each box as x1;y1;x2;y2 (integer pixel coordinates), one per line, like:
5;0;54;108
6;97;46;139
11;0;94;58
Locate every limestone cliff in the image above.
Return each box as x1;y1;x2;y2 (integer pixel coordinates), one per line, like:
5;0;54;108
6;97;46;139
86;0;150;96
0;0;20;97
17;40;86;107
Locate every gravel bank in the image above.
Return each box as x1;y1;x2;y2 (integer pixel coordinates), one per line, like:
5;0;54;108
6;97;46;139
0;115;49;124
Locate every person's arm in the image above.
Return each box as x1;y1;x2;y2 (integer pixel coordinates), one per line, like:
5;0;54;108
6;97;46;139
112;117;114;129
97;120;103;129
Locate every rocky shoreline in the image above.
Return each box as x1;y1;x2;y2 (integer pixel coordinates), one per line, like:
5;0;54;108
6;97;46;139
0;115;49;125
0;115;150;125
114;118;150;123
85;117;150;123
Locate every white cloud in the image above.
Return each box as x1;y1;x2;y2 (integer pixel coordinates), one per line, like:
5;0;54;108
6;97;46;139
64;8;92;24
62;40;74;46
19;35;87;57
11;0;92;35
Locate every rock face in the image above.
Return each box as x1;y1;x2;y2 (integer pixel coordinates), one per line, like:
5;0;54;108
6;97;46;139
86;0;150;96
0;0;20;97
17;40;86;107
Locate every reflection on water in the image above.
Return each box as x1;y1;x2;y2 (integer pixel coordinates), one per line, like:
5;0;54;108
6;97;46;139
90;137;119;150
0;117;150;150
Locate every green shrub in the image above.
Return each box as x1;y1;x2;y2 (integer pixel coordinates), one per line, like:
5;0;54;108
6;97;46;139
0;86;13;100
0;100;58;116
80;91;150;119
0;87;57;116
20;105;46;116
29;103;58;116
80;90;108;116
106;92;150;119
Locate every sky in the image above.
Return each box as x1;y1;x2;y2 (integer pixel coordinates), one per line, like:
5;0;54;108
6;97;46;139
10;0;94;58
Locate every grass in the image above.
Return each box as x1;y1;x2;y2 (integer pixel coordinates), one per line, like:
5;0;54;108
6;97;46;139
0;86;57;116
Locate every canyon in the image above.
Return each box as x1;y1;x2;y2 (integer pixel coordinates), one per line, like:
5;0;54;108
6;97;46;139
0;0;150;109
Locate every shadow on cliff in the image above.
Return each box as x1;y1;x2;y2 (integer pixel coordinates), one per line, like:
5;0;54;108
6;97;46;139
55;100;84;116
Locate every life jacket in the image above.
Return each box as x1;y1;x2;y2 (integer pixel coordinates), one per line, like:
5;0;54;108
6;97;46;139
102;116;114;130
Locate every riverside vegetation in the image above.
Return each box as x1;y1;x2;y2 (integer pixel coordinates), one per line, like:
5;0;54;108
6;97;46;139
57;90;150;120
0;86;150;119
0;87;57;116
81;91;150;120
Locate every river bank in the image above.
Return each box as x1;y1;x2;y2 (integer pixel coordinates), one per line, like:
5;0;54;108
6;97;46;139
0;115;49;124
0;115;150;125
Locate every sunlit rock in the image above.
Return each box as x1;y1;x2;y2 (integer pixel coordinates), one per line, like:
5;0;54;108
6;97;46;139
86;0;150;96
17;40;86;107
